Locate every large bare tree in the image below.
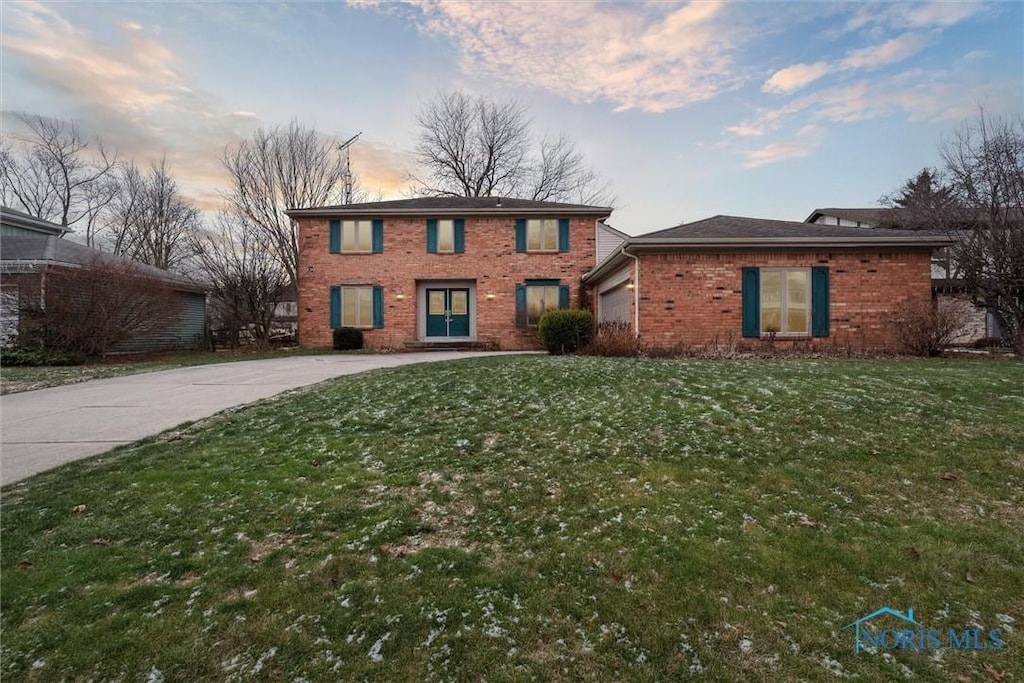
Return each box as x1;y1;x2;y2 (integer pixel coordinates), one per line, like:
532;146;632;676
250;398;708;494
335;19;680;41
189;214;290;348
106;157;201;271
412;91;611;205
0;113;118;243
221;121;349;289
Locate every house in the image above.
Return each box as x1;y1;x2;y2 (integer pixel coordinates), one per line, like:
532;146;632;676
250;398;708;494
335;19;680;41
286;197;613;350
584;215;951;351
1;208;207;353
806;208;1005;342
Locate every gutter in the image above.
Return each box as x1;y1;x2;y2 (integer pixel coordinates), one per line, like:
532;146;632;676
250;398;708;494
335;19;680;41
622;245;640;338
286;207;613;219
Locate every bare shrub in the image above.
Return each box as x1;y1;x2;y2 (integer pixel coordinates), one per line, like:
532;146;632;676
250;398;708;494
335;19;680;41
892;298;969;356
579;321;645;357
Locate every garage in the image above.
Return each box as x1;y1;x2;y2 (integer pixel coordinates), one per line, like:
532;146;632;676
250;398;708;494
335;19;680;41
599;283;631;325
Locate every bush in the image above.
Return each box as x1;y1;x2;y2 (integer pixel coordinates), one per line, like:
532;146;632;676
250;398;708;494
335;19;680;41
579;321;644;357
538;309;593;355
333;327;364;351
892;298;967;356
1;347;89;366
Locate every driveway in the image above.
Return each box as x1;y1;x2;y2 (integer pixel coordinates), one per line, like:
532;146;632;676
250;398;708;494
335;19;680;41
1;352;526;486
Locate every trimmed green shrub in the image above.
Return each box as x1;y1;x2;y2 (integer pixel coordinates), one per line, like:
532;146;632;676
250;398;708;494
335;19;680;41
333;327;364;351
0;347;89;366
538;309;593;355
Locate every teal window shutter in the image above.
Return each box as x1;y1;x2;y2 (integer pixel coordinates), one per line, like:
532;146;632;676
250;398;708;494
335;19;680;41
515;219;526;252
558;284;570;308
329;220;341;254
371;219;384;253
741;267;760;338
515;284;527;328
426;219;438;253
330;286;341;328
558;218;570;252
454;219;465;253
811;267;830;337
372;286;383;328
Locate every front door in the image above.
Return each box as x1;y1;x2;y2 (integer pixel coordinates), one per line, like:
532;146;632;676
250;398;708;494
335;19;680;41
426;288;470;338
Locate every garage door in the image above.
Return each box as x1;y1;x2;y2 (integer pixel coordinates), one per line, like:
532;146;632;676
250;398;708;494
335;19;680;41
599;284;630;324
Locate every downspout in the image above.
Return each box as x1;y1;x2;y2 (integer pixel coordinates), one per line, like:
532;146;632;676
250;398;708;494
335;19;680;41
622;245;640;338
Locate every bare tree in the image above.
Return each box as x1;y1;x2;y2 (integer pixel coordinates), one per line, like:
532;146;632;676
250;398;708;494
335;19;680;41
189;214;289;348
412;91;612;204
221;121;349;289
0;113;118;242
105;157;200;271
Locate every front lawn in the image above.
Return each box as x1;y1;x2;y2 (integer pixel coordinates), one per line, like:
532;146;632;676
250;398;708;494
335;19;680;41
2;357;1021;681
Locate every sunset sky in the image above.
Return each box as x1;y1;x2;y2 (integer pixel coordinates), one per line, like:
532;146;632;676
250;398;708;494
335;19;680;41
2;1;1021;234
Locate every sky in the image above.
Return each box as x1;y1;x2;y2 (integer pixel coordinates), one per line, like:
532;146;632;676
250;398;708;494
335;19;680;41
2;0;1021;235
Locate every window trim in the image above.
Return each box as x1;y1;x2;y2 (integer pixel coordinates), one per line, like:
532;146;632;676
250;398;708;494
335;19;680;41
340;219;373;254
331;285;383;329
436;219;455;254
526;218;559;252
759;267;811;337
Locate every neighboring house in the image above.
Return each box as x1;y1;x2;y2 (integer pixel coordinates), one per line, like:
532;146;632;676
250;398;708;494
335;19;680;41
0;206;72;238
286;197;612;350
584;215;951;351
1;209;207;353
806;208;1004;342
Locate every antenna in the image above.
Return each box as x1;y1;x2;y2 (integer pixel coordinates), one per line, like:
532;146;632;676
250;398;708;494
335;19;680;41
337;132;362;204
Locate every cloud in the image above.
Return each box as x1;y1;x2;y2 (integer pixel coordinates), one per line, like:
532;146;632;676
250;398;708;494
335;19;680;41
742;142;814;168
839;32;932;70
724;124;764;137
350;0;746;113
762;61;831;94
844;1;989;33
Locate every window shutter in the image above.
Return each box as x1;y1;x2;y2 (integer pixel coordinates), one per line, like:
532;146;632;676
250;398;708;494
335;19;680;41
515;219;526;252
371;219;384;254
515;284;527;328
330;286;341;328
372;286;383;328
558;218;570;252
558;284;570;309
454;219;465;253
811;266;830;337
426;219;438;253
741;267;760;338
329;220;341;254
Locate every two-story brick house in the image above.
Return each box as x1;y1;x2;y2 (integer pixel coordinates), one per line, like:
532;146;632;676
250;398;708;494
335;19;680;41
287;197;613;350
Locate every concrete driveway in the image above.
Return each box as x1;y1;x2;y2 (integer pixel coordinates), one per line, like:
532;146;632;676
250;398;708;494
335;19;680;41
1;351;525;486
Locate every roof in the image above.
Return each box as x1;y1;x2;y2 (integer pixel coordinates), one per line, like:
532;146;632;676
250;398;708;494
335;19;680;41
285;196;613;218
804;207;898;225
0;206;72;236
584;214;954;283
0;236;205;293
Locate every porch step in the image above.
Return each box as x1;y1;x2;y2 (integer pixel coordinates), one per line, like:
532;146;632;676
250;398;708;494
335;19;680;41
403;341;495;351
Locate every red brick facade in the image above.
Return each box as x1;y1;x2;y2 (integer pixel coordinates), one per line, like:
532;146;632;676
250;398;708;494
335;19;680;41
296;215;599;350
615;249;934;351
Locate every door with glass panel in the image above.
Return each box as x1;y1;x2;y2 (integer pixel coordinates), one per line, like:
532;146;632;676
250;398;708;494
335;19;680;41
425;288;470;337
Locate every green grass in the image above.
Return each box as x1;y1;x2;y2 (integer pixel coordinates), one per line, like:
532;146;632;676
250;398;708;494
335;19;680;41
2;356;1022;681
0;348;355;394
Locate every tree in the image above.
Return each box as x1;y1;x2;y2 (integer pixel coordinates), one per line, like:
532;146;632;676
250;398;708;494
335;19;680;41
0;113;118;244
189;214;289;348
879;168;957;227
105;157;201;271
412;91;611;205
221;121;349;290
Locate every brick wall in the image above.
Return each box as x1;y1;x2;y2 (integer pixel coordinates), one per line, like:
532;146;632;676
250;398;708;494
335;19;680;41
633;250;934;351
296;216;598;350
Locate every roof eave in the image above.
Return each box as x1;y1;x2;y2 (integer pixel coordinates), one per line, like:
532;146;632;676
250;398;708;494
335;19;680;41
286;206;613;219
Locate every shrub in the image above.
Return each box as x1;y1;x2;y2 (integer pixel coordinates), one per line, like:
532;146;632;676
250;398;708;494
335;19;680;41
538;309;593;355
333;327;364;351
579;321;644;357
1;347;89;366
892;298;968;356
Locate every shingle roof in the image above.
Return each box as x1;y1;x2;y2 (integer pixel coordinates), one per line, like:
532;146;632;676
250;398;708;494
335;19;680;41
639;214;940;240
0;236;205;292
804;207;897;225
286;196;612;217
0;206;72;236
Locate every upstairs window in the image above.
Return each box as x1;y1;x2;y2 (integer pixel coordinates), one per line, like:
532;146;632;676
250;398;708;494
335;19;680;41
329;219;383;254
515;218;570;253
426;218;465;253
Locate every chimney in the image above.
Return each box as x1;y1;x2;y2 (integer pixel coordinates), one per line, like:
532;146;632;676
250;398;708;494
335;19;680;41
495;197;502;207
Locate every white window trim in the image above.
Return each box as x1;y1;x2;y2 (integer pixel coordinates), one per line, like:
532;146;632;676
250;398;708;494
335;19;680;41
341;219;373;254
436;219;455;254
526;218;559;252
340;285;374;328
526;284;560;326
760;268;811;337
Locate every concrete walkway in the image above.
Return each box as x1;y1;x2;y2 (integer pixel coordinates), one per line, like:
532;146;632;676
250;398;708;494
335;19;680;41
1;352;525;486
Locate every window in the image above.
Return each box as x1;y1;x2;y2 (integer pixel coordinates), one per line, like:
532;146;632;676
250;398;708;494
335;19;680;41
437;220;455;252
426;218;465;253
515;218;569;253
329;219;383;254
742;266;829;338
515;280;570;327
330;285;383;329
528;219;559;251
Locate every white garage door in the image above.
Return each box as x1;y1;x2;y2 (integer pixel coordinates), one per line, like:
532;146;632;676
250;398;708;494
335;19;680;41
599;284;630;324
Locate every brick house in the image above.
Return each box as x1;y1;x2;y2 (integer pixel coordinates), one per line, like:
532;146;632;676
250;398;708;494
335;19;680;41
287;197;614;350
584;215;952;351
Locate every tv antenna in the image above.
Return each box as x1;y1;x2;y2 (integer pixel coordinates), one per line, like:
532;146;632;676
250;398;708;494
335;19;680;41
338;132;362;204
